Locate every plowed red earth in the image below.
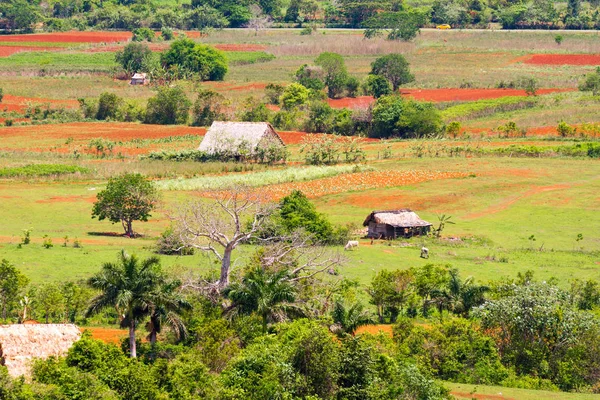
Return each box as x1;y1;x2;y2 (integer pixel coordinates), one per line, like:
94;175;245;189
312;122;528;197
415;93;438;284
0;94;79;112
327;89;572;108
80;327;128;344
521;54;600;65
0;46;63;57
0;31;132;43
0;122;206;141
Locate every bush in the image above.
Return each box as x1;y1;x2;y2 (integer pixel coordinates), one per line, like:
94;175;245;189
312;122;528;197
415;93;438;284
364;74;391;98
264;83;284;105
145;86;191;125
0;88;3;103
160;38;227;81
156;225;194;255
191;90;227;126
345;76;360;98
160;27;175;40
240;97;272;122
115;42;153;74
280;83;310;109
579;67;600;96
371;95;442;139
96;92;123;121
295;64;326;91
132;27;154;42
371;53;414;91
557;120;576;137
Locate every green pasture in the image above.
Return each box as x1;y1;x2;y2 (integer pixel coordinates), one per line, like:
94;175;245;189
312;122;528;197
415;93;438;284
1;154;599;286
444;382;600;400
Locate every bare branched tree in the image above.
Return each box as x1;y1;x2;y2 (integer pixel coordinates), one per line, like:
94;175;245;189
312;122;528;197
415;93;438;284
246;4;273;36
173;187;277;290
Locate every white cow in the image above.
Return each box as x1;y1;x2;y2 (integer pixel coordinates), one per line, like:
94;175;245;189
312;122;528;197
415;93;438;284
420;246;429;259
344;240;359;251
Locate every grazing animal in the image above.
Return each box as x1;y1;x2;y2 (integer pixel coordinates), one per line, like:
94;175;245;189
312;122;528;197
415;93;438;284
420;246;429;259
344;240;359;251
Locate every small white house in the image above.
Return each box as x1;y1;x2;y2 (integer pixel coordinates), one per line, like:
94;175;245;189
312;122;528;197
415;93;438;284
130;73;148;85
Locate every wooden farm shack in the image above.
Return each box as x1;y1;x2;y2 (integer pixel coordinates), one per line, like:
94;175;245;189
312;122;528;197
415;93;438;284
363;209;432;239
130;73;148;85
0;324;81;377
198;121;284;158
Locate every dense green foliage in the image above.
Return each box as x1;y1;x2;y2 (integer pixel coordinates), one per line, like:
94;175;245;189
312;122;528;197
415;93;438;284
145;86;192;125
0;164;88;178
160;38;227;81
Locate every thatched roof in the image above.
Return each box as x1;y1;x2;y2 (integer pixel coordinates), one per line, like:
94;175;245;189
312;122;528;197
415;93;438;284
198;121;284;155
363;210;432;228
0;324;81;377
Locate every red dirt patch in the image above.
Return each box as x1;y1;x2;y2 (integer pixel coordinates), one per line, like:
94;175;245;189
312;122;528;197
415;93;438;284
520;54;600;66
328;96;375;109
0;31;132;43
0;94;79;113
400;88;573;102
355;324;393;336
451;391;515;400
0;122;206;141
81;327;128;344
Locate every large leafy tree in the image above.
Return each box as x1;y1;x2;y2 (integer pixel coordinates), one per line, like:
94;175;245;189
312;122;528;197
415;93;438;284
115;42;153;74
278;190;334;242
160;38;228;81
370;54;414;91
371;95;442;138
92;173;159;237
144;86;191;125
0;259;29;322
86;251;164;358
315;52;349;99
368;268;413;323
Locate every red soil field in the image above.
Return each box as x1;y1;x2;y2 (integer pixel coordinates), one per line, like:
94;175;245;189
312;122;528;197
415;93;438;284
521;54;600;66
0;122;206;141
251;170;469;200
0;31;132;43
0;94;79;113
400;88;573;102
355;324;393;336
0;46;63;57
327;96;375;109
81;327;128;344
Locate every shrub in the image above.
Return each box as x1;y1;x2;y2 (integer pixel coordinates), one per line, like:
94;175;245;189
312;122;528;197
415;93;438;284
160;38;227;81
191;90;227;126
115;42;152;74
156;225;194;255
160;27;175;40
555;34;563;45
294;64;326;91
557;120;576;137
371;95;442;139
0;88;3;103
345;76;360;98
132;27;154;42
264;83;285;105
370;53;414;91
446;121;461;138
518;77;538;96
364;74;391;98
579;67;600;96
145;86;191;125
96;92;123;121
280;83;310;110
240;97;272;122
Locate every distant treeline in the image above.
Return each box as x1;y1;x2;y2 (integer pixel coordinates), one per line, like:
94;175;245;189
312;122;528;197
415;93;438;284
1;0;600;34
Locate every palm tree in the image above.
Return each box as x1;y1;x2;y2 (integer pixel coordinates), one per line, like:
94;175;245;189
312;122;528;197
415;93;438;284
330;300;372;337
86;250;162;358
225;267;302;333
429;269;489;320
146;280;191;345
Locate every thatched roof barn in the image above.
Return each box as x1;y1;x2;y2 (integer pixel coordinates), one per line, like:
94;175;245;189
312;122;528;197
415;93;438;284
363;210;432;239
198;121;284;157
0;324;81;377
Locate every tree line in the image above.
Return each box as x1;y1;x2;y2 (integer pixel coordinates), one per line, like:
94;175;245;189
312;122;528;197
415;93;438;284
2;0;600;33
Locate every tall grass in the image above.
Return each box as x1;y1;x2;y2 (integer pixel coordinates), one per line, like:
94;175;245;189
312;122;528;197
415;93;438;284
440;96;537;122
156;164;367;191
0;164;88;178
